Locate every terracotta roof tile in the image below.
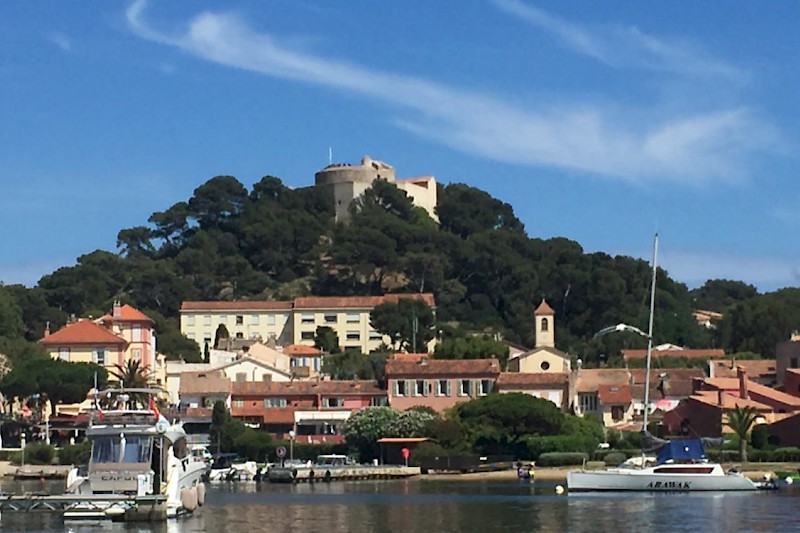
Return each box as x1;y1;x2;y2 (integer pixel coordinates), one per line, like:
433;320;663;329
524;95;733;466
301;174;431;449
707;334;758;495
628;368;705;399
701;377;800;407
496;372;568;387
534;300;555;315
179;370;231;395
98;304;152;322
40;319;127;346
181;300;293;311
293;293;435;309
691;391;772;411
385;358;500;377
283;344;323;356
622;348;726;360
575;369;631;393
231;380;384;396
710;359;777;379
597;384;632;405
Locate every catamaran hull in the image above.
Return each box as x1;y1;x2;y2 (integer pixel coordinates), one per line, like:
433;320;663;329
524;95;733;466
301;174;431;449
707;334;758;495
567;468;757;492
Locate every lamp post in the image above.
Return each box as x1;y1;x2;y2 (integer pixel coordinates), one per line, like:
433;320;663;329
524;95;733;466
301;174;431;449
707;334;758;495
20;432;26;467
288;428;296;462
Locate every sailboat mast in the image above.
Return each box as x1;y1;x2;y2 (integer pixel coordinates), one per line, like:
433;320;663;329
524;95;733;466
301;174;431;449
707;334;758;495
642;233;659;431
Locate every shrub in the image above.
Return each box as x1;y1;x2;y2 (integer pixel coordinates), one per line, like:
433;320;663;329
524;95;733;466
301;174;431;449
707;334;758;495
526;435;598;459
408;442;450;468
58;441;91;465
11;442;55;465
536;452;588;467
603;452;627;466
751;424;768;450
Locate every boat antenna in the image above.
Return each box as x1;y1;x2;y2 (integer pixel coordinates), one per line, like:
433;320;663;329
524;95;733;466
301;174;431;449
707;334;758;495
642;233;659;434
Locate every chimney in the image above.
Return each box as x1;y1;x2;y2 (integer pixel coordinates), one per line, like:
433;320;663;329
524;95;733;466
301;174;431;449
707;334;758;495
737;366;749;400
717;389;724;406
113;300;122;319
44;321;50;338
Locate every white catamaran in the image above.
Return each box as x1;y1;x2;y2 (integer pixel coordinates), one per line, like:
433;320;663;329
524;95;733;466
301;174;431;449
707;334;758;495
64;388;209;520
566;234;757;492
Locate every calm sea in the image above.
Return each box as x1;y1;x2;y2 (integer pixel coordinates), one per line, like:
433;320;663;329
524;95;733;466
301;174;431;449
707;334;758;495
1;478;797;532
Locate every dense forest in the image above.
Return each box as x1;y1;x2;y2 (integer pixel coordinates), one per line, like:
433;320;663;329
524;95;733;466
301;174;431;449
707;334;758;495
1;173;799;368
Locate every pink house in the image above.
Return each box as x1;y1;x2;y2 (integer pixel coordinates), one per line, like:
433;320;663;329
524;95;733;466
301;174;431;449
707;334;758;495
384;354;501;413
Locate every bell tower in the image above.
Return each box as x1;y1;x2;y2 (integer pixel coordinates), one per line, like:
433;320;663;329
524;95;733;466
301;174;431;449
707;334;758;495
534;300;555;349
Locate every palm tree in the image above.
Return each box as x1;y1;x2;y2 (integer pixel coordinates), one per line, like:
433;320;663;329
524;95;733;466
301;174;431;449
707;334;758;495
110;360;155;389
725;405;760;462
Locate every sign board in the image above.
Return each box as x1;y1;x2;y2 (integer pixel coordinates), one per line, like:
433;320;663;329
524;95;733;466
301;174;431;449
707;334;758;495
276;446;287;458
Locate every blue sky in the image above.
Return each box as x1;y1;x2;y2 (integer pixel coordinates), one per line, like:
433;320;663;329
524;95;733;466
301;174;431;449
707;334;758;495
2;1;798;292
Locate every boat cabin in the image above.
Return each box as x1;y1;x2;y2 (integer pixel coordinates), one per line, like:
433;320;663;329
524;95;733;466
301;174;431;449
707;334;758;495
315;454;354;467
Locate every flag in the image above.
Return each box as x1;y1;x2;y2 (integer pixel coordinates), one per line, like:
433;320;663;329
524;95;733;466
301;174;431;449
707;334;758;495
149;396;160;420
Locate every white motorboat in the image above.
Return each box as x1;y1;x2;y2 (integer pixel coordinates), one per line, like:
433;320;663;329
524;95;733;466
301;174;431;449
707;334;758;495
567;235;757;493
207;453;260;482
65;388;209;520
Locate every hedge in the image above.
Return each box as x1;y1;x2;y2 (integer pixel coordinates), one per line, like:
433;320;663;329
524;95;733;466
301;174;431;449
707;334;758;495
525;435;598;459
603;452;627;466
536;452;588;467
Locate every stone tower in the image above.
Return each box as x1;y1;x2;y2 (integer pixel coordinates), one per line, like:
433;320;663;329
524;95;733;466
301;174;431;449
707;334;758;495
534;300;555;349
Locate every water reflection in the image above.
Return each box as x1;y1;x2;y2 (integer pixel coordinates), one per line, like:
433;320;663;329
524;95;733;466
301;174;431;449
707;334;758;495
0;479;796;532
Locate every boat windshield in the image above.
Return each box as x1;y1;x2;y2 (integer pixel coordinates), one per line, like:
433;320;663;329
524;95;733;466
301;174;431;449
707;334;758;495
91;435;153;464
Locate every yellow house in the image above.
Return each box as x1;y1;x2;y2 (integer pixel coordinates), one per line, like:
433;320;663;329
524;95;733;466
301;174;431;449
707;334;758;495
180;293;436;354
39;303;166;386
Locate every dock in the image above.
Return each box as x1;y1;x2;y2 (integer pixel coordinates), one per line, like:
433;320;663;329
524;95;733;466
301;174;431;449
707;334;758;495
267;465;420;483
0;493;167;518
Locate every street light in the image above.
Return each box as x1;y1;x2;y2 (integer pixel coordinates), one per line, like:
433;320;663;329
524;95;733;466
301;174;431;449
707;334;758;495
288;428;296;462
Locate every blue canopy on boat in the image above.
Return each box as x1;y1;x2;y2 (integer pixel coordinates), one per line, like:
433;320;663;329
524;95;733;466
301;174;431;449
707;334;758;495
656;438;706;464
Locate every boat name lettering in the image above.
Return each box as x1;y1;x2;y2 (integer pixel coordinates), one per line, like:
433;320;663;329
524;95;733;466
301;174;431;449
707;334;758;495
100;474;136;482
646;481;691;489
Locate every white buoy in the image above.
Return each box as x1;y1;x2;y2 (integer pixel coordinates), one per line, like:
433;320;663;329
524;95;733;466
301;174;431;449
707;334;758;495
785;476;794;485
555;485;565;495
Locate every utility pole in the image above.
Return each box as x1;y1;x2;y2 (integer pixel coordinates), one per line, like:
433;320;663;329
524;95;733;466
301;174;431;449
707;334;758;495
412;314;419;353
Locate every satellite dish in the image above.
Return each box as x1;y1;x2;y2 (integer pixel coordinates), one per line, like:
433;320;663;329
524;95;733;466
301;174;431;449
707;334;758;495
155;419;169;434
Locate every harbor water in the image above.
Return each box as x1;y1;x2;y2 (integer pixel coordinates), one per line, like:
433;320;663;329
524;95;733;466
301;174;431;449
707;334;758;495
1;478;797;532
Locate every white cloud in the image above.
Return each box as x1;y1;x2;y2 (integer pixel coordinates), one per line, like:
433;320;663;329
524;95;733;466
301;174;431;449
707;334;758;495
48;32;71;52
491;0;744;82
125;1;779;185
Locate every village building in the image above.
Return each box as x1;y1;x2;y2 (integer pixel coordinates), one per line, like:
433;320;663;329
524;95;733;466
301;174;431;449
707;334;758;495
384;354;500;413
507;300;571;373
494;372;570;411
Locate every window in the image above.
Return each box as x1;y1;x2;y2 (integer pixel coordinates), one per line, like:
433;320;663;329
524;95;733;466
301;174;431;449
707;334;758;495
121;436;153;464
301;313;315;324
250;315;259;325
324;314;337;323
459;380;471;397
479;379;492;396
301;331;315;341
219;315;227;325
370;397;388;407
186;315;195;326
369;330;383;340
132;349;141;362
579;393;598;412
233;399;244;408
415;380;427;396
540;361;550;371
58;347;69;361
264;398;287;408
346;331;360;341
436;379;450;396
187;333;196;340
204;315;212;326
132;324;141;342
395;380;409;397
236;315;244;325
324;397;343;408
346;313;360;323
540;318;549;332
235;332;244;339
611;405;625;422
267;315;276;326
236;372;247;382
93;348;107;365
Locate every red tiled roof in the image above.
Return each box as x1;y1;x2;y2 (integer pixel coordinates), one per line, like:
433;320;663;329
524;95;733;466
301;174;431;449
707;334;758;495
390;353;430;362
628;368;705;399
622;348;726;360
701;377;800;407
710;359;776;379
99;304;153;323
40;319;127;346
385;358;500;377
231;380;384;396
179;370;231;395
496;372;568;387
283;344;323;356
534;300;555;315
574;369;631;393
181;300;293;311
293;293;435;309
690;391;772;411
597;384;632;405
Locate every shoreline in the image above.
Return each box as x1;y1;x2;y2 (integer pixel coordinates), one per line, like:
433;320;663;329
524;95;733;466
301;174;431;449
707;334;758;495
420;463;800;483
